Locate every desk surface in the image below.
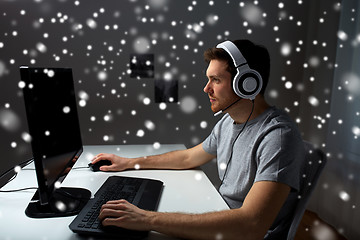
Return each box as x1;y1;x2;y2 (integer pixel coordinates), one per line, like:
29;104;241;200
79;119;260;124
0;144;229;240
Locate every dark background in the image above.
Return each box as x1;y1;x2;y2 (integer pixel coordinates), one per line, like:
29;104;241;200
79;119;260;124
0;0;359;239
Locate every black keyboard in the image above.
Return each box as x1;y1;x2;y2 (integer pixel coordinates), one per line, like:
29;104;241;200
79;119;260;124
69;175;163;239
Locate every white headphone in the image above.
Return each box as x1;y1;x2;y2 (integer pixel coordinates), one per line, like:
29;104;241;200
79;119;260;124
216;40;263;100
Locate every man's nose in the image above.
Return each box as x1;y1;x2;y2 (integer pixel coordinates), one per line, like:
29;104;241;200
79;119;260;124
203;81;211;94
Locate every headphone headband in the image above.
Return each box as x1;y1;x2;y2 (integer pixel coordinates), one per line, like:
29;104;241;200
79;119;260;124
216;41;247;68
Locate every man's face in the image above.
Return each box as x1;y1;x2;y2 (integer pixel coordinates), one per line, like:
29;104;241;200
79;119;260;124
204;59;239;113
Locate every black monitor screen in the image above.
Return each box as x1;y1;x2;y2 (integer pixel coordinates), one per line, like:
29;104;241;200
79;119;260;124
20;67;88;217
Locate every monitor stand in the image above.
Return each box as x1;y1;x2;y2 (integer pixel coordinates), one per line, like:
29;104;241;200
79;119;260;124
25;187;91;218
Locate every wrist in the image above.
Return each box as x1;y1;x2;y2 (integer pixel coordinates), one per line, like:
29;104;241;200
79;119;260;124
127;157;144;170
146;211;159;231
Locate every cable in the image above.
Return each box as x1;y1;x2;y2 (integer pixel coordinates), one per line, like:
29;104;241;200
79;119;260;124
219;100;255;188
9;166;89;172
0;159;36;192
0;157;34;179
0;187;37;193
0;158;34;185
0;161;89;193
72;166;90;170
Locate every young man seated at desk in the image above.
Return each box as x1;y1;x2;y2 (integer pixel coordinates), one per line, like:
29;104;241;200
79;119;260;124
92;39;305;240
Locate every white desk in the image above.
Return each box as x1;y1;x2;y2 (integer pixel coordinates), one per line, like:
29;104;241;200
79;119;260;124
0;145;229;240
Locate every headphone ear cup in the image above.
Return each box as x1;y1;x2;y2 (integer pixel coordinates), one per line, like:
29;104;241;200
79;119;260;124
233;69;263;99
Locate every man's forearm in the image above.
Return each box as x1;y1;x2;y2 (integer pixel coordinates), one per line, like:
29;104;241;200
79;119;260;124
127;144;214;171
100;200;259;239
127;149;190;170
146;209;261;240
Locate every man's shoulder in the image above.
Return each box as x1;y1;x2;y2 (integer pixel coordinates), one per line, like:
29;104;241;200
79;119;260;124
263;106;296;126
250;106;301;141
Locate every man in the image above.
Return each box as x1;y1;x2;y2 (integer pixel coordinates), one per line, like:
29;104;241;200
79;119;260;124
92;39;305;239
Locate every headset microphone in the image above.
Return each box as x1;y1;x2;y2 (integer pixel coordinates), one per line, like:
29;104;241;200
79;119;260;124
213;111;223;117
213;98;242;117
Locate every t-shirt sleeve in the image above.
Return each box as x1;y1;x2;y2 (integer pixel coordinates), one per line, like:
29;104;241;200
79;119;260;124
254;124;305;191
202;123;219;156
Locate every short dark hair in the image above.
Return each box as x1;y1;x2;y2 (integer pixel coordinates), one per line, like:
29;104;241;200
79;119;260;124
204;39;270;95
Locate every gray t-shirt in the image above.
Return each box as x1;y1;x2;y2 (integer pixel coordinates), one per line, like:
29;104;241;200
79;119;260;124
202;106;305;239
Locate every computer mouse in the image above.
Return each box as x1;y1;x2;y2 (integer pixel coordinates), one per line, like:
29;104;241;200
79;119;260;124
88;160;112;172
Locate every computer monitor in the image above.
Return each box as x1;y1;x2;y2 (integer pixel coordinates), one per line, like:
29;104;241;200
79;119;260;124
20;66;91;218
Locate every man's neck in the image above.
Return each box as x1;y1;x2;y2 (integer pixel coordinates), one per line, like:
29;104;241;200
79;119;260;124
228;95;270;124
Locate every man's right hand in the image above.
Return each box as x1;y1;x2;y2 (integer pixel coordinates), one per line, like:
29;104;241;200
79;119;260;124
91;153;132;172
